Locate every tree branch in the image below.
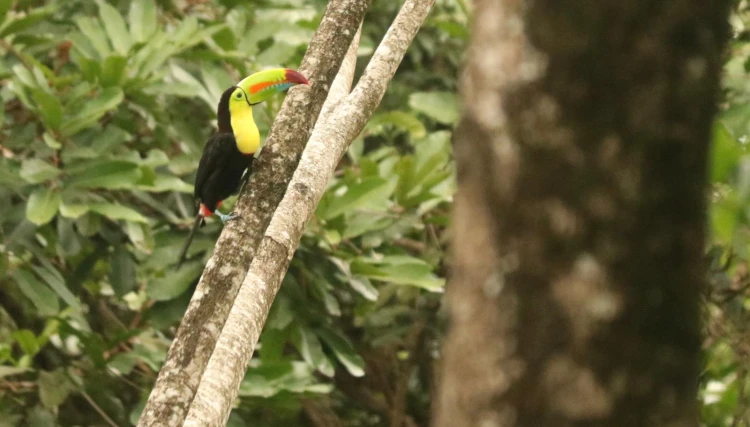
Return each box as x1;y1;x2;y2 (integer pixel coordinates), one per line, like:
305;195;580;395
138;2;371;426
181;0;435;423
182;25;362;427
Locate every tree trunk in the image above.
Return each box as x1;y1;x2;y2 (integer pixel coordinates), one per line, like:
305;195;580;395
182;1;435;423
435;1;731;426
137;1;370;426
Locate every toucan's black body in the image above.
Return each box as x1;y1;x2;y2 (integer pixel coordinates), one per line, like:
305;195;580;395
177;87;254;267
194;87;254;213
175;68;309;267
193;132;254;212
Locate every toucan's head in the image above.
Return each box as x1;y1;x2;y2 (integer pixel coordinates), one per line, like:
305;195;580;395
236;68;309;105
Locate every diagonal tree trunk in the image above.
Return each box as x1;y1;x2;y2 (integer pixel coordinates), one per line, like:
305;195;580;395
435;1;731;426
183;0;436;423
182;23;363;427
138;1;371;426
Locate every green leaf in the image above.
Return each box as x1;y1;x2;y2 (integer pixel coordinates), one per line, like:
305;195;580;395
146;261;203;301
75;16;111;59
711;121;743;183
108;352;139;375
200;63;233;106
133;33;173;77
59;203;90;219
0;366;29;378
414;131;451;179
38;369;75;408
227;414;248;427
66;160;141;189
42;132;62;149
409;91;460;125
239;361;332;398
292;325;335;377
96;0;132;55
26;188;61;225
138;175;193;193
343;212;393;239
68;33;100;62
11;63;36;87
61;87;124;136
100;55;128;87
266;295;294;330
259;328;286;362
12;329;40;356
74;214;101;237
129;0;157;43
352;256;445;291
348;276;379;301
125;221;153;253
257;42;297;67
110;246;137;297
0;0;11;23
20;159;60;184
89;203;148;223
316;283;341;316
329;257;380;300
57;217;82;256
0;6;54;38
317;329;365;377
367;111;426;139
321;177;389;219
433;19;469;40
711;194;739;244
30;88;63;130
12;270;59;316
32;264;82;312
27;406;56;427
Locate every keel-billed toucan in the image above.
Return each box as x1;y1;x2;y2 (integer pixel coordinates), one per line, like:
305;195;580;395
177;68;309;266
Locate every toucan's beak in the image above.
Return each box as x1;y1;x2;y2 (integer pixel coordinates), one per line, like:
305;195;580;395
237;68;309;105
284;69;309;86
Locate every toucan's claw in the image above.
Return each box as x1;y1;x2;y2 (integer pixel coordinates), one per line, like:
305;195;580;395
217;211;238;223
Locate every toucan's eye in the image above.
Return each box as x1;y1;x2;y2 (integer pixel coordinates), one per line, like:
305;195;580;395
235;92;243;99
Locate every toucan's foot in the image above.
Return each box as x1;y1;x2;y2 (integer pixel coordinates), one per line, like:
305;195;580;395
216;211;238;223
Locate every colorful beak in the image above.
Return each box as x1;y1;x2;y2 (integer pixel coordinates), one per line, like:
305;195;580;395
236;68;310;105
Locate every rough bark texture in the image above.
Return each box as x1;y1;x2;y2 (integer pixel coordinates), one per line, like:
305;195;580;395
138;1;370;426
182;27;362;427
181;0;434;422
434;1;731;426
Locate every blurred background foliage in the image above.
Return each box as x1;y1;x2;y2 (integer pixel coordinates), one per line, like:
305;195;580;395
699;1;750;425
0;0;463;425
3;0;749;426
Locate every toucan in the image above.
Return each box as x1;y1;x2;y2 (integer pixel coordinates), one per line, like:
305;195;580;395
177;68;309;267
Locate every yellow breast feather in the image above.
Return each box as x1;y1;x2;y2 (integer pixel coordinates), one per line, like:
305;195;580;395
229;102;260;155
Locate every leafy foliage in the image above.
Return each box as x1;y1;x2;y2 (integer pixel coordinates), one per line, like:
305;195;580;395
0;0;463;425
701;3;750;425
4;0;742;425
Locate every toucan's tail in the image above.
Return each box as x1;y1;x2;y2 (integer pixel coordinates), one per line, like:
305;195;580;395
176;213;203;268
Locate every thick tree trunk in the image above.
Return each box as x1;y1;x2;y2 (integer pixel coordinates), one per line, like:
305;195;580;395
435;1;731;426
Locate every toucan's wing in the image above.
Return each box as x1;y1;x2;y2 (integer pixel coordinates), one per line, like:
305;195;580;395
194;133;233;201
